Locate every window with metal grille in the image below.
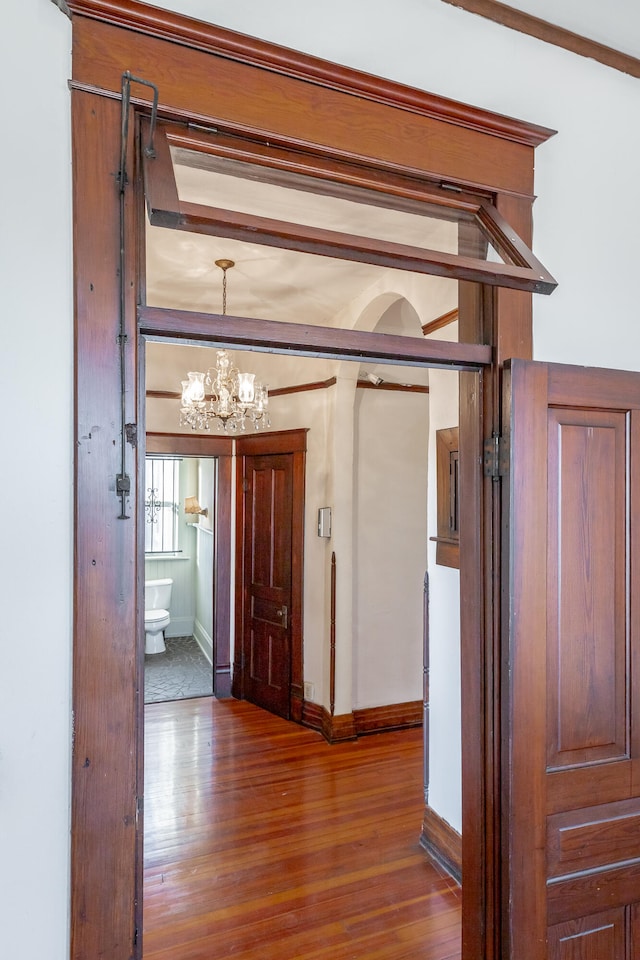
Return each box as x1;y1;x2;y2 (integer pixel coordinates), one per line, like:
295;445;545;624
144;457;181;554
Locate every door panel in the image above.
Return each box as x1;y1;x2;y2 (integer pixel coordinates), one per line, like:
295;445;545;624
546;407;628;771
503;359;640;959
243;453;293;719
548;909;626;960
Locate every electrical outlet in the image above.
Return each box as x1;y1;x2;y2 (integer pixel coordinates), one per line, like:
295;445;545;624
304;682;315;702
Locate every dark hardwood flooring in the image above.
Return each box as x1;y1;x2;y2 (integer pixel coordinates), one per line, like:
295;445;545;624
143;697;461;959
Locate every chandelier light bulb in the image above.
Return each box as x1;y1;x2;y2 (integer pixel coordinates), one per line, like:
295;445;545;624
185;371;205;402
237;372;255;405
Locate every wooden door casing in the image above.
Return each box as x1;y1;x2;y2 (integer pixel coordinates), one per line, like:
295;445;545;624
503;359;640;959
65;2;551;956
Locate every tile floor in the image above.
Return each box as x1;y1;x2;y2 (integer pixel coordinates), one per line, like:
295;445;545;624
144;636;213;704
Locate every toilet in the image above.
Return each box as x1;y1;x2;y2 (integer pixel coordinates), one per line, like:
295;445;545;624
144;578;173;655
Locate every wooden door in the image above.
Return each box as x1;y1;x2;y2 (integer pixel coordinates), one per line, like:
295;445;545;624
502;358;640;959
240;452;294;719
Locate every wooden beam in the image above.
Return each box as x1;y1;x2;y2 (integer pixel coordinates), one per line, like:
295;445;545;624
441;0;640;79
139;305;492;370
153;200;555;293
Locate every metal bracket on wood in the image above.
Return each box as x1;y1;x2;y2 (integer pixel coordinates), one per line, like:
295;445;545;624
115;72;159;520
483;434;508;479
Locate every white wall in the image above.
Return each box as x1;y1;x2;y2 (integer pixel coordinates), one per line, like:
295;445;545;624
7;2;640;957
353;387;428;709
352;297;430;711
425;338;462;833
194;459;215;659
269;381;334;704
1;5;72;960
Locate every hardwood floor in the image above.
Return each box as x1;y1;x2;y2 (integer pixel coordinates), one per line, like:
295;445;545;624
143;697;461;959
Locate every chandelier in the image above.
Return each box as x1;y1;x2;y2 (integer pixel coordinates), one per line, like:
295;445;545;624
179;259;270;433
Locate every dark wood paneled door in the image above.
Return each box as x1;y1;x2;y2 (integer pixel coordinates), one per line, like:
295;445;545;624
241;452;294;720
503;358;640;959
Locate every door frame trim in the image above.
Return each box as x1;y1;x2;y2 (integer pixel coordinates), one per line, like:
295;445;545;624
66;5;547;958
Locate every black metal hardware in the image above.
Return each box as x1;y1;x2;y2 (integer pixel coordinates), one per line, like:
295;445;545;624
483;434;508;479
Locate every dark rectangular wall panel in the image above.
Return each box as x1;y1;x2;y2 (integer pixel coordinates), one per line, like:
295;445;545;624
547;409;628;770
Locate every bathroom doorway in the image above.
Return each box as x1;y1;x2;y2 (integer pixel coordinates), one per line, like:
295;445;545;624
143;453;218;704
145;433;235;701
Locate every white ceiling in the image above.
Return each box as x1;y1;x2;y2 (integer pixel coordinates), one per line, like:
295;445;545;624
145;154;459;393
146;155;459;325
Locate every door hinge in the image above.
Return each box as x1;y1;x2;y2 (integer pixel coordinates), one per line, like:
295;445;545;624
483;434;508;479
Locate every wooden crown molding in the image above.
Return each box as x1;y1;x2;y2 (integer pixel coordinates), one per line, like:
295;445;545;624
147;376;428;403
422;308;459;337
441;0;640;80
357;380;429;394
58;0;555;146
146;378;336;403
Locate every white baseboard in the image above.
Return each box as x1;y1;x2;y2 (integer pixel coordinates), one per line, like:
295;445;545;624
165;616;194;639
193;618;213;665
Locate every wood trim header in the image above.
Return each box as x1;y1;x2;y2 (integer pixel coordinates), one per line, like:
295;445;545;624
69;14;544;196
139;304;492;370
61;0;555;147
146;431;232;456
235;427;308;455
441;0;640;80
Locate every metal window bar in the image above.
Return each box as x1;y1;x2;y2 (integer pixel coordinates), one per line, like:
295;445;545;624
144;457;182;553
